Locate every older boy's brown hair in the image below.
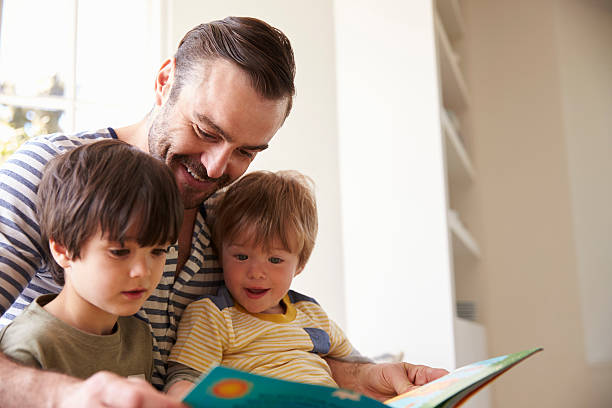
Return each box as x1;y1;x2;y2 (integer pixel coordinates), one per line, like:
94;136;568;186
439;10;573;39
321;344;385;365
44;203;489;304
212;170;317;268
37;139;183;284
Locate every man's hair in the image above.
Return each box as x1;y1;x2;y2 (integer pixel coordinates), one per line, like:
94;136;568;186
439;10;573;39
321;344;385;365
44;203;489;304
212;170;317;269
37;139;184;284
171;16;296;118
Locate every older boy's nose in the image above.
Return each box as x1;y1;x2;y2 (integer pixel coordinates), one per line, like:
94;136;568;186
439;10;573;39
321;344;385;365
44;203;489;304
130;257;151;278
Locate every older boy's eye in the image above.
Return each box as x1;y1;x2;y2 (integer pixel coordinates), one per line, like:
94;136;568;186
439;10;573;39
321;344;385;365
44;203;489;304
269;257;283;264
151;248;168;256
110;249;130;257
235;254;248;261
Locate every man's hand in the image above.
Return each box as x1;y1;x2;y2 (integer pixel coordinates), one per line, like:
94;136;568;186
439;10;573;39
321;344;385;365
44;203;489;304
59;371;187;408
356;362;449;401
327;358;448;402
0;352;186;408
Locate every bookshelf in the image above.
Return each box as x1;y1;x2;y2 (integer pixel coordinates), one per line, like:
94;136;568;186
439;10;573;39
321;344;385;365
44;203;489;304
435;4;489;404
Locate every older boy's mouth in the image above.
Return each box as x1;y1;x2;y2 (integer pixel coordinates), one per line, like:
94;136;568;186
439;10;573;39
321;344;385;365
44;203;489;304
121;289;147;300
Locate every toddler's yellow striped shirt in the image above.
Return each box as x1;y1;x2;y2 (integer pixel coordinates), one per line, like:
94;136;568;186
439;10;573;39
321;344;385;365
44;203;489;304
168;287;354;387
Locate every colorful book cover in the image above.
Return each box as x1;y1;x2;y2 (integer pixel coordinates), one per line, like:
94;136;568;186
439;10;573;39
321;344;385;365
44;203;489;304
182;347;542;408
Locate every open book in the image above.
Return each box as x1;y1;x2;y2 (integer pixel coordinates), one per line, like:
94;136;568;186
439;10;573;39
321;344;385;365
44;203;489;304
182;347;542;408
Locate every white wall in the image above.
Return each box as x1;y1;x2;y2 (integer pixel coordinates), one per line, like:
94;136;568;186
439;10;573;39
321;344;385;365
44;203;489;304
463;0;612;405
167;1;347;328
334;0;456;368
554;0;612;366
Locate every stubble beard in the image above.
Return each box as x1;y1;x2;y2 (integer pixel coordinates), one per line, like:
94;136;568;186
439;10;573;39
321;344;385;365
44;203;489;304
147;106;231;209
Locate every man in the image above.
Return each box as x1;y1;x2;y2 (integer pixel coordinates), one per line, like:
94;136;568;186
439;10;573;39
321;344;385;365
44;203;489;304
0;17;446;407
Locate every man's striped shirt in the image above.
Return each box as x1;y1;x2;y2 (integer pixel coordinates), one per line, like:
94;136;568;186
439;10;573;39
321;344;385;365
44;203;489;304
0;129;223;388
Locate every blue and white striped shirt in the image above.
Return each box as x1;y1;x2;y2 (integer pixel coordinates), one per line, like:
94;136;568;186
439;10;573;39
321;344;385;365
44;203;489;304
0;128;223;388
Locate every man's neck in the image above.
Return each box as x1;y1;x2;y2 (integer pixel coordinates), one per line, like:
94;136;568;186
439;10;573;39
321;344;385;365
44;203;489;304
176;208;198;275
114;118;150;152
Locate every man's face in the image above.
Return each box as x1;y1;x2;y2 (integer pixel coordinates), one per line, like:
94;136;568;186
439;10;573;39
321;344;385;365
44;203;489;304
148;59;288;209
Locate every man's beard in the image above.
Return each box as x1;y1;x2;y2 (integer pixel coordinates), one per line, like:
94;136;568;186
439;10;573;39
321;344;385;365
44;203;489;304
171;155;232;208
148;106;231;209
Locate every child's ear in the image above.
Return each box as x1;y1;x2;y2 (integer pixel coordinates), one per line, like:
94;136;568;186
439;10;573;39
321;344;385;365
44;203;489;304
294;265;305;277
48;239;72;269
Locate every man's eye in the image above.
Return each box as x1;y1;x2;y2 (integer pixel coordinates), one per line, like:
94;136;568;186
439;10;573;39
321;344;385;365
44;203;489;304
194;125;216;140
235;254;248;261
238;149;255;159
110;249;130;257
269;257;283;264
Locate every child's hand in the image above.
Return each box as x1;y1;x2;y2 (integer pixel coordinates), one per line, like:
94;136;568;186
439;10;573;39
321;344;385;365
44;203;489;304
166;380;196;400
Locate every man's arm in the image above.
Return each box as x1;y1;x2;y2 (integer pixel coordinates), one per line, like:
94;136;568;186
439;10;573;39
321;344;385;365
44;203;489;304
327;357;448;401
0;352;186;408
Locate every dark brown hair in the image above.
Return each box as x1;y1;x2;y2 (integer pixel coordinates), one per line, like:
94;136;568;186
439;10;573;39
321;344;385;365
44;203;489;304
171;16;296;118
212;170;317;269
37;139;183;284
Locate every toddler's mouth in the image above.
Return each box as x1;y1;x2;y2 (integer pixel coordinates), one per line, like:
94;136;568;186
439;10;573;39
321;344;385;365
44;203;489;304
245;288;269;298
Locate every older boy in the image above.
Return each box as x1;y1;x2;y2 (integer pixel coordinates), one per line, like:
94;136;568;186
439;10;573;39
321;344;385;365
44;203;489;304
0;139;182;380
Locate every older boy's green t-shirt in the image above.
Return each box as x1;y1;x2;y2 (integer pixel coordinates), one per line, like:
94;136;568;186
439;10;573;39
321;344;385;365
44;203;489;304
0;294;153;381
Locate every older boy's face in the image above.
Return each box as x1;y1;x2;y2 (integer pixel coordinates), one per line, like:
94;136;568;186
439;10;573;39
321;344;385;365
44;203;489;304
148;59;288;209
222;237;303;314
62;230;168;327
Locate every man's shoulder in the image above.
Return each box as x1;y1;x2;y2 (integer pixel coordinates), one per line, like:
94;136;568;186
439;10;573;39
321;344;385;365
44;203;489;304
6;128;116;171
24;128;115;153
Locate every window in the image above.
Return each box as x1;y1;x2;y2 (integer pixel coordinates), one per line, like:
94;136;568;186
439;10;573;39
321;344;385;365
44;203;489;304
0;0;164;161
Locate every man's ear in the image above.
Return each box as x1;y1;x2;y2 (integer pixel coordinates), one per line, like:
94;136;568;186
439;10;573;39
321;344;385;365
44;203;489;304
48;239;72;269
154;57;176;106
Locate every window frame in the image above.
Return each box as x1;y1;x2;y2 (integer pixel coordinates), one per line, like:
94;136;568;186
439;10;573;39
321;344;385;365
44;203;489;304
0;0;167;135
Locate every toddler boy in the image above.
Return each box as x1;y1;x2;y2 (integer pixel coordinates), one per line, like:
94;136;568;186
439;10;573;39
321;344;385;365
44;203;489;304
166;170;359;396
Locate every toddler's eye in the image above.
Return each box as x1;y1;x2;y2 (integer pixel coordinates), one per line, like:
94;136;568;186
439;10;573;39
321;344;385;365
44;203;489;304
235;254;248;261
269;257;283;264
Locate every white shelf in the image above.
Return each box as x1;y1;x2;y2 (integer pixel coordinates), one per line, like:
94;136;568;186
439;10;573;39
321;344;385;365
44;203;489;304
454;317;490;407
436;0;465;40
448;210;480;260
435;12;470;112
442;109;474;187
454;317;487;366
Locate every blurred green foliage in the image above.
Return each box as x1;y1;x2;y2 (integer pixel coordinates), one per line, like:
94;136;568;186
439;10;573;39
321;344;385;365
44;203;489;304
0;74;64;163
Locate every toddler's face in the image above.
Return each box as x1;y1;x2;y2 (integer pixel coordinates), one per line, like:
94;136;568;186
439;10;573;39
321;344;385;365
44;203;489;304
63;228;168;319
222;236;303;314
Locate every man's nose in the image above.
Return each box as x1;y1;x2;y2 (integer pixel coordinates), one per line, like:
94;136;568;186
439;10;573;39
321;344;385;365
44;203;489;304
203;145;233;179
